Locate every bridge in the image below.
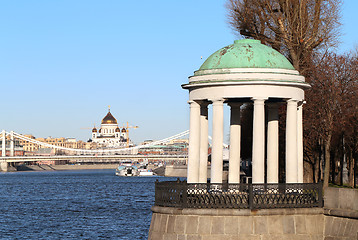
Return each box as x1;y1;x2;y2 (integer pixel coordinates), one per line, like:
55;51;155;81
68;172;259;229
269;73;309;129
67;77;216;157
1;155;187;163
0;130;190;171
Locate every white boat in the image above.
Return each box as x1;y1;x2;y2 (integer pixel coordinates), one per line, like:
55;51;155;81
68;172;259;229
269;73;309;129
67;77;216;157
139;170;154;176
115;165;139;176
138;164;155;176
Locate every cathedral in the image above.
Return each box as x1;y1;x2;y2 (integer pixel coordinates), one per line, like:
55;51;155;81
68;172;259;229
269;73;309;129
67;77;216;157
91;109;133;148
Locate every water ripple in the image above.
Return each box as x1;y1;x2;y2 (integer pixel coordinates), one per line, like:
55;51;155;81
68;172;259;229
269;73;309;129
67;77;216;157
0;170;178;239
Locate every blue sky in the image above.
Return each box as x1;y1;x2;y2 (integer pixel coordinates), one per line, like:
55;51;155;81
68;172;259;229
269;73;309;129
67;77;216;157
0;1;357;144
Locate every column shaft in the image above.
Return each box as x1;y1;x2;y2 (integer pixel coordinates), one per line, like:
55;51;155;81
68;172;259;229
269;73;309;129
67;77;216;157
267;104;279;183
286;100;298;183
199;104;209;183
187;101;201;183
229;103;242;184
252;98;266;183
297;104;303;183
211;99;224;184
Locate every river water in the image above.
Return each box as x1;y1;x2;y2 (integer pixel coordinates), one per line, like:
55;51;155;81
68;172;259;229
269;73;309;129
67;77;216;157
0;170;175;240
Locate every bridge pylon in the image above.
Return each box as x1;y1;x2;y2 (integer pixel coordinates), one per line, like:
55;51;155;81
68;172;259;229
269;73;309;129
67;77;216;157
10;131;14;157
1;130;5;157
0;160;8;172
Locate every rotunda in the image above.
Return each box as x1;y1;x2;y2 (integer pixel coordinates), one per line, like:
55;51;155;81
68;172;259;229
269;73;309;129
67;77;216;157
182;39;310;184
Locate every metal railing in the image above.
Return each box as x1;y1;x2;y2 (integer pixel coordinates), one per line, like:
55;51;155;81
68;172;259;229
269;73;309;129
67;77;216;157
154;180;323;209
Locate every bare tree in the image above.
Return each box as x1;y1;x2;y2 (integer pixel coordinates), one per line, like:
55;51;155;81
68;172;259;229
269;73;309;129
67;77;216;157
226;0;342;74
304;52;358;187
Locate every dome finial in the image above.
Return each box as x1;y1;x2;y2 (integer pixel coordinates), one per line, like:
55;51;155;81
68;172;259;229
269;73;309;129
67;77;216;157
108;105;111;112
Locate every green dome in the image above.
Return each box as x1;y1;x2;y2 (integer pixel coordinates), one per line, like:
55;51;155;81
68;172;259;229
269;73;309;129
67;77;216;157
199;39;294;71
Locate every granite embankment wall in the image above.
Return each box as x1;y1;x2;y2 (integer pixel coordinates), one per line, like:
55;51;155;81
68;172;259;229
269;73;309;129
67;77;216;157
323;187;358;239
148;187;358;240
149;207;326;240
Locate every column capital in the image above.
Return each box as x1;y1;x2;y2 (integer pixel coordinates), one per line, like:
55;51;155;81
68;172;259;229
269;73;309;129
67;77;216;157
210;99;225;107
287;99;299;110
251;97;267;105
251;97;268;100
208;98;224;103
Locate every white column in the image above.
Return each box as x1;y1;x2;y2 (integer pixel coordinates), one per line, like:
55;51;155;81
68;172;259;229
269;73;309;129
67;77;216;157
267;103;279;183
211;99;224;184
286;99;298;183
199;102;209;183
10;131;14;157
252;98;266;183
1;130;6;157
228;102;242;184
187;100;201;183
297;103;304;183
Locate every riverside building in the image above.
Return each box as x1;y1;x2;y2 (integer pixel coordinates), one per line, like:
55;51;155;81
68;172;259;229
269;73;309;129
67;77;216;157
3;134;97;155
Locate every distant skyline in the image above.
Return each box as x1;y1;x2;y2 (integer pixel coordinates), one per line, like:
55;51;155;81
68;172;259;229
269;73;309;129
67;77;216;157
0;1;357;144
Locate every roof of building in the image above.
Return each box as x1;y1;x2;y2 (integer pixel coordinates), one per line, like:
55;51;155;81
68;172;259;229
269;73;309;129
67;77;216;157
198;39;294;72
101;111;118;125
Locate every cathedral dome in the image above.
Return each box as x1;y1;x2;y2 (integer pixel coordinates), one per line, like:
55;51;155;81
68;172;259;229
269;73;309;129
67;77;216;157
115;127;120;132
101;111;118;124
121;128;127;133
92;127;97;133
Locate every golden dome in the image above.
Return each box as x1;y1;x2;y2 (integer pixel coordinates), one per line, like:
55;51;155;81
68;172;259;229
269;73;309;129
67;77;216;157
101;111;118;125
92;127;97;133
115;127;120;132
121;128;127;133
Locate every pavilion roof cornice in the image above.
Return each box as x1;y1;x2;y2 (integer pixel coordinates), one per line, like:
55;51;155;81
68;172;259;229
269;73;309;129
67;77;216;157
182;79;311;90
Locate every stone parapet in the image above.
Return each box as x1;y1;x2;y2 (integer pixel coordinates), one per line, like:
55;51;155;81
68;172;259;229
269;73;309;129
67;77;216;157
148;207;325;240
324;187;358;211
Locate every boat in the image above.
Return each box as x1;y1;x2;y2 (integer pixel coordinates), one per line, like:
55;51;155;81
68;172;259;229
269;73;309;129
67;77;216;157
138;163;155;176
138;169;154;176
115;165;139;176
115;160;155;176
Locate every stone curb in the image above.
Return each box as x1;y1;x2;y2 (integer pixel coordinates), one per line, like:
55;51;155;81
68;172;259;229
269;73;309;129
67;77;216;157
324;207;358;220
151;206;324;216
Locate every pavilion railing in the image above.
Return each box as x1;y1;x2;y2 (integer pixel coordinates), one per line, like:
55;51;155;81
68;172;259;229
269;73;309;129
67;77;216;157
154;180;323;209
